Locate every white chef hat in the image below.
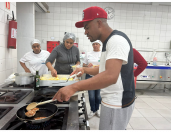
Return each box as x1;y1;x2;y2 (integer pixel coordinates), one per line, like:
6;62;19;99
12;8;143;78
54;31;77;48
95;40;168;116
63;32;76;42
92;40;102;45
31;39;41;47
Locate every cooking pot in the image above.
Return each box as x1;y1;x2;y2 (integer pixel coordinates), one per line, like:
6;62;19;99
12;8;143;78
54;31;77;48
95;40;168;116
15;72;34;85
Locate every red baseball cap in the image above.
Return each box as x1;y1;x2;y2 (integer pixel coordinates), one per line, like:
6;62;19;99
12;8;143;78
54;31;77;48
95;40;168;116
75;6;107;28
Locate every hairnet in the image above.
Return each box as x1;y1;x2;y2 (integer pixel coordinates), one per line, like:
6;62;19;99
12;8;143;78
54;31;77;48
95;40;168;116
31;39;41;47
92;40;102;45
63;33;76;42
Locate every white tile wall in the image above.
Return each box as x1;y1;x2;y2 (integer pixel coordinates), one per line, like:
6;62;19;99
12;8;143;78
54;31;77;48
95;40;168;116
0;2;17;85
0;59;5;72
0;71;6;84
35;2;171;64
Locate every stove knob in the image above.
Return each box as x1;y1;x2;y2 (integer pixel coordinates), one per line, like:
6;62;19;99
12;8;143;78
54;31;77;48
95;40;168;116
82;109;85;112
79;112;83;116
78;106;83;109
78;100;81;103
81;102;84;106
83;119;86;123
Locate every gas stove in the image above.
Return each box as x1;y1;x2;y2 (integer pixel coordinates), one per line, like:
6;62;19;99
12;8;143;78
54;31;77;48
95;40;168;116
0;83;90;130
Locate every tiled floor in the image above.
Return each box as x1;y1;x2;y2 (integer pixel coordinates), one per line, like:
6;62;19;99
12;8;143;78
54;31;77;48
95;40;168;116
80;89;171;130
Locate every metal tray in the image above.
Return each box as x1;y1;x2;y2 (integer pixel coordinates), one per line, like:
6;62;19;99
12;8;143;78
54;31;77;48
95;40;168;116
39;74;80;86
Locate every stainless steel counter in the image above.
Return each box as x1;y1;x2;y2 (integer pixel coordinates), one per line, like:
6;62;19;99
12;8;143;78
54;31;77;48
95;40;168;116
136;66;171;83
0;86;80;130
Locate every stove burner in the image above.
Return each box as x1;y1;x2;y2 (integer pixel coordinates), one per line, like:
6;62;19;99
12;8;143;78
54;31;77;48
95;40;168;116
0;90;32;104
26;121;51;130
0;96;17;102
0;107;13;119
27;88;69;104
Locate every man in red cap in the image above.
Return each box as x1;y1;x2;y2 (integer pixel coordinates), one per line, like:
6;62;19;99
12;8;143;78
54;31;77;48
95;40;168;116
53;6;135;130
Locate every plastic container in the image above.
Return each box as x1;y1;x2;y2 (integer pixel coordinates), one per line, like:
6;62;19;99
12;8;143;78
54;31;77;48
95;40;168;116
153;57;157;66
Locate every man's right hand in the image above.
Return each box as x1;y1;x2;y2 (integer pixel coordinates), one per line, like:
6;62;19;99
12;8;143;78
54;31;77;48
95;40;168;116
51;69;57;77
70;67;84;77
25;68;31;73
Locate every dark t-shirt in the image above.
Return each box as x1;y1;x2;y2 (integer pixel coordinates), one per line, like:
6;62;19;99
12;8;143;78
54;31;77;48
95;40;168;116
46;43;80;74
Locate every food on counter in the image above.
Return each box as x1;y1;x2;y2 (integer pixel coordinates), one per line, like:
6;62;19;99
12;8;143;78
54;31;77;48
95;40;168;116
40;76;75;81
25;110;36;117
40;77;59;80
34;117;46;120
48;77;60;80
60;77;67;80
40;77;47;80
69;78;73;81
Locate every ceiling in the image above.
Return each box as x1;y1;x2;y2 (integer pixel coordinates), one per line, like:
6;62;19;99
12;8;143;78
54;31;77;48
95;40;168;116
101;1;171;6
101;1;152;4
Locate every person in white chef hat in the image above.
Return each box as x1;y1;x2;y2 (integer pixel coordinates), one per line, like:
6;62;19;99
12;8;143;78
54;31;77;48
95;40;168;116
83;40;102;119
19;39;50;76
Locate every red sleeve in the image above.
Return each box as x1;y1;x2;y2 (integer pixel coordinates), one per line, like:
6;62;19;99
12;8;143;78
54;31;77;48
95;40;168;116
133;48;147;77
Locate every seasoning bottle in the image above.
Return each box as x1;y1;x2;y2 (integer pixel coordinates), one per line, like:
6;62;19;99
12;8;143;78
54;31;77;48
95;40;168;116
153;57;157;66
34;71;40;90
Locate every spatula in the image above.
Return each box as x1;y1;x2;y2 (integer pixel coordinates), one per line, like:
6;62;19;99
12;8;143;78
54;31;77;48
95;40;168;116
26;99;56;111
66;71;82;82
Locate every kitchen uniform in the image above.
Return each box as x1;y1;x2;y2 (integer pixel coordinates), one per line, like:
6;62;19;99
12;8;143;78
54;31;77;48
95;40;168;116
83;50;101;116
84;51;101;70
20;50;50;76
45;43;80;74
99;30;135;130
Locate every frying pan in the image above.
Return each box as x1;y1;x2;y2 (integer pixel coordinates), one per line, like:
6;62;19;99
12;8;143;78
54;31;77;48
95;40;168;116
8;103;58;130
